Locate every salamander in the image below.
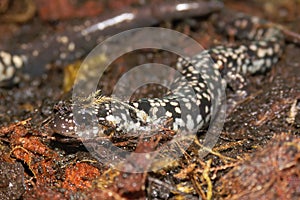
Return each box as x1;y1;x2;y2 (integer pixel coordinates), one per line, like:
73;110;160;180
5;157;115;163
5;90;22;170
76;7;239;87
0;0;223;87
50;13;284;138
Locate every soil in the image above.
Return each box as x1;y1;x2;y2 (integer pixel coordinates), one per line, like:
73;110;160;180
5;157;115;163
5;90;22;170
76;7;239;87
0;0;299;199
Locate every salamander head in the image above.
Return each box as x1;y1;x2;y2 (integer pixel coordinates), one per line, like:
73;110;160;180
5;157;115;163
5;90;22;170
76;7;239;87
50;104;100;138
50;100;77;137
49;94;116;138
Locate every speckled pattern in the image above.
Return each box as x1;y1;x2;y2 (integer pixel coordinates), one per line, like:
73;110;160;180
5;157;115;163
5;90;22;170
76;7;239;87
50;13;284;137
0;1;224;87
0;51;26;86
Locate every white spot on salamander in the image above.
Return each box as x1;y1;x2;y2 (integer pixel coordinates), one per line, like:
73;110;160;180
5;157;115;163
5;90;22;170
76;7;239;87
186;114;194;130
68;42;75;51
12;55;23;69
0;51;11;66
